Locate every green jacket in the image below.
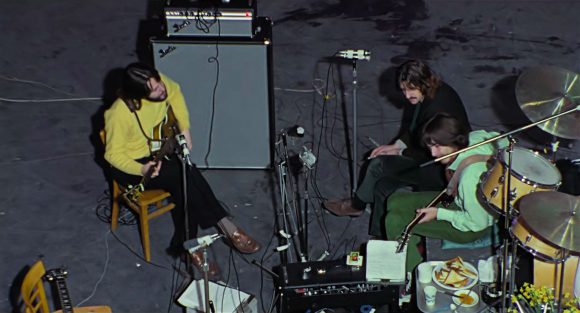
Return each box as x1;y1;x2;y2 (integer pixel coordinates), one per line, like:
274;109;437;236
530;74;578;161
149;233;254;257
436;130;508;232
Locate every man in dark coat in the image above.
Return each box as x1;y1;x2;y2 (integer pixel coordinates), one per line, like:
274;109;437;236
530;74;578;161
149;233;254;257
324;60;471;237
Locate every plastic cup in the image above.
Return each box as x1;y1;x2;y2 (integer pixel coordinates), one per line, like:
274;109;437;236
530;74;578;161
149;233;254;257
424;286;437;306
418;262;433;283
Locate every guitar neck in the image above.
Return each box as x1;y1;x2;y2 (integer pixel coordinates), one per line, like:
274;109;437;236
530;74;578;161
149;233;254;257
396;188;448;252
55;277;74;313
406;189;448;230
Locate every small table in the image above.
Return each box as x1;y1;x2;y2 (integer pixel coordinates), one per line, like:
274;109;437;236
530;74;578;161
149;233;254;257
415;261;487;313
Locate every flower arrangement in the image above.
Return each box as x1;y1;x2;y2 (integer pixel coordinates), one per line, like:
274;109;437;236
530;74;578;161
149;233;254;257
509;282;580;313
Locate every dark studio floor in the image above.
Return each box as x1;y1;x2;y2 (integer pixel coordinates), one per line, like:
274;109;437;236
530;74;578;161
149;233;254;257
1;0;579;312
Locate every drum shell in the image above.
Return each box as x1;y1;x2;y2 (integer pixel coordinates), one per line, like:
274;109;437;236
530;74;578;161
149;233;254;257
510;217;567;262
478;148;560;215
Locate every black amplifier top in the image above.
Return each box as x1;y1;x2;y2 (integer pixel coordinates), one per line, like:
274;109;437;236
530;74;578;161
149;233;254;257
166;0;255;11
275;259;371;289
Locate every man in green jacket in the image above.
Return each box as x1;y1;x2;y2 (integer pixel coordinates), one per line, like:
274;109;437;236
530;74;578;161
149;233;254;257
385;113;506;272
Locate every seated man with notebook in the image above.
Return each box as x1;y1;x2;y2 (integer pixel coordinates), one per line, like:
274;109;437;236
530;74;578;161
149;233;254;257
384;113;506;273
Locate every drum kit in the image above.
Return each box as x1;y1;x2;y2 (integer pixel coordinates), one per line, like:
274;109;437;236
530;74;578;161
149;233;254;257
429;66;579;312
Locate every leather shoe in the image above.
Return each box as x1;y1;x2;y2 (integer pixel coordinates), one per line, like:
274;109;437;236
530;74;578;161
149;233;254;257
190;250;221;278
225;228;261;254
323;198;364;217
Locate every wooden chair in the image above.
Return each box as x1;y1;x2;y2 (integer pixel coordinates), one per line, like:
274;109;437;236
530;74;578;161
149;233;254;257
100;130;175;262
21;260;112;313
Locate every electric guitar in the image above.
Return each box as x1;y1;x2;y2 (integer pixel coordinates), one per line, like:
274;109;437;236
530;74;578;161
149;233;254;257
44;268;74;313
122;105;180;203
44;268;111;313
395;189;451;253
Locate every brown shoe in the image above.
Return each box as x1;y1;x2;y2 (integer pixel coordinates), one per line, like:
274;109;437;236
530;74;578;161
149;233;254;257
323;198;364;217
190;250;221;278
226;228;261;254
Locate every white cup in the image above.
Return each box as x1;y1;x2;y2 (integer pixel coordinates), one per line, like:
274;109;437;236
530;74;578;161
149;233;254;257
424;286;437;306
418;262;433;283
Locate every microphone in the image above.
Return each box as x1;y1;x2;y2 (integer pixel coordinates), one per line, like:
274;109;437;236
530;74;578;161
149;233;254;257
183;233;224;253
175;134;193;167
299;146;316;169
337;49;371;61
281;125;305;137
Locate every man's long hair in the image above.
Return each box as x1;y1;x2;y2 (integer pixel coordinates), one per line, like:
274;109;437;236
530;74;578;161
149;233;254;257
422;113;470;149
118;63;160;111
396;60;441;99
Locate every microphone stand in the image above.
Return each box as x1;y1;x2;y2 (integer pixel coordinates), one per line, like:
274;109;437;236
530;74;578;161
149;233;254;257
276;132;301;263
176;134;193;276
351;59;359;196
201;247;214;313
301;168;310;260
185;237;222;313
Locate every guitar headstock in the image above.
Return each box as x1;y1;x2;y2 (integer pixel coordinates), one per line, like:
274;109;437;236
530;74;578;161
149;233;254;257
123;184;144;202
45;268;68;281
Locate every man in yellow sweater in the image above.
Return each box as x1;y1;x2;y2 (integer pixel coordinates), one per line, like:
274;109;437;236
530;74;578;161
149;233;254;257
104;63;260;275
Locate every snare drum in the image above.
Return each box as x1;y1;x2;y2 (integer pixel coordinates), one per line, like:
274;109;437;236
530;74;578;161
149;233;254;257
510;217;568;262
478;147;561;215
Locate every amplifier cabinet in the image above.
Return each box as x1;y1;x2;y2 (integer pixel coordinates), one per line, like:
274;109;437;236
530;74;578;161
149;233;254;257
274;260;402;313
151;18;274;169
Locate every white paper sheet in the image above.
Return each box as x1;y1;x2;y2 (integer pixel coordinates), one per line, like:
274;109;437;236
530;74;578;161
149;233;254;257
178;279;253;312
365;240;406;282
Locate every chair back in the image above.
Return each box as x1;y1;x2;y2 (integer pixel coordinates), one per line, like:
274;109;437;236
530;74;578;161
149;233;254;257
21;260;50;313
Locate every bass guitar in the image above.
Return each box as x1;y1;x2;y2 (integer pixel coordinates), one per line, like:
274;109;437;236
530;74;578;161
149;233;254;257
123;105;180;203
395;189;451;253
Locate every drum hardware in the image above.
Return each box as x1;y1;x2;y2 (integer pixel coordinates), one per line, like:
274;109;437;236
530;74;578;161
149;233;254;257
513;191;580;312
416;67;579;312
502;140;519;313
490;187;498;199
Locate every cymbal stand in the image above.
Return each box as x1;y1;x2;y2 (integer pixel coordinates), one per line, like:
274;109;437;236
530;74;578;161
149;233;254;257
549;136;560;162
556;250;570;313
500;136;518;312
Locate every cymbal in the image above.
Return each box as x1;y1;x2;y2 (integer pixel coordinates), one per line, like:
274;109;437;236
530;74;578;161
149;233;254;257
518;191;580;253
515;66;580;139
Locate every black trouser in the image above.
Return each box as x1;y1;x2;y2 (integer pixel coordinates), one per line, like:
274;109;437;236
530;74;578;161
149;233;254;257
110;155;229;249
356;155;446;237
